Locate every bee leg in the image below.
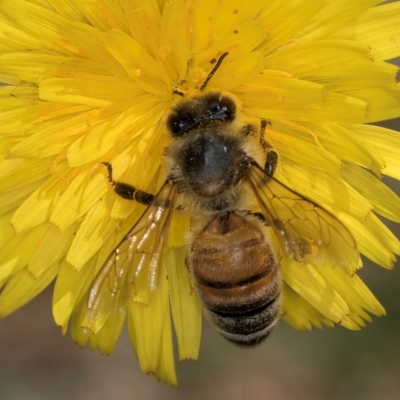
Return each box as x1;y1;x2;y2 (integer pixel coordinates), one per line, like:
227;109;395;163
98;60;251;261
173;88;185;97
259;119;272;152
240;124;257;137
184;256;191;272
241;210;269;226
103;162;155;205
216;211;232;234
264;149;279;177
173;79;187;97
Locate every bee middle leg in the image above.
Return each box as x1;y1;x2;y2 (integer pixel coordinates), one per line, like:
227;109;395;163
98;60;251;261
259;119;272;152
103;162;155;206
264;149;278;177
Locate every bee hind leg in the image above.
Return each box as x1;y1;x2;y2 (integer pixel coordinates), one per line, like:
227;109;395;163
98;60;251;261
240;210;269;226
103;162;155;205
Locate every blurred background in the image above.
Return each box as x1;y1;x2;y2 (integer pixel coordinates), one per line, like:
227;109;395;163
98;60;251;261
1;56;400;400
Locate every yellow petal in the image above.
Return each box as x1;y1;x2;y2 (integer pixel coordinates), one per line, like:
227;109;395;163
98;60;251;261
0;261;59;317
187;0;218;55
282;261;349;324
243;89;368;124
0;15;42;52
159;0;188;83
267;121;342;175
0;0;71;54
70;295;91;347
0;222;50;282
66;116;130;165
50;168;109;231
0;157;51;191
88;310;126;355
279;161;372;220
350;124;400;180
63;22;128;75
118;0;162;57
296;0;382;42
214;0;271;35
258;0;325;55
203;52;262;91
318;268;385;317
28;223;77;278
266;40;398;92
165;246;202;361
282;284;335;330
342;214;398;270
127;268;177;386
74;233;121;336
345;86;400;123
328;2;400;61
0;52;111;84
52;256;93;333
101;29;170;94
65;0;128;34
0;182;42;215
309;123;385;176
236;73;325;110
11;170;69;233
0;210;16;250
66;196;116;270
196;22;266;70
45;0;87;22
341;162;400;222
44;76;143;104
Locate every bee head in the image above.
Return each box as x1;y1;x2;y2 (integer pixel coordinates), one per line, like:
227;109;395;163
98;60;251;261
166;92;236;137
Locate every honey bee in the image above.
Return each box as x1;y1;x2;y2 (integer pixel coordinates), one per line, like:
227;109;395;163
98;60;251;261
88;54;359;347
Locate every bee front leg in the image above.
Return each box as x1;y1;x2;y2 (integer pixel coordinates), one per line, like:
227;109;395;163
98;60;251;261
264;149;279;177
103;162;155;206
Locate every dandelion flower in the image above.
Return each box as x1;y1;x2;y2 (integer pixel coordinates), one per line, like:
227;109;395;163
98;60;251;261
1;0;400;385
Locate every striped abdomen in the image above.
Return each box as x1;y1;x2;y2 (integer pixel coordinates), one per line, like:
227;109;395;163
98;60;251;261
191;212;281;347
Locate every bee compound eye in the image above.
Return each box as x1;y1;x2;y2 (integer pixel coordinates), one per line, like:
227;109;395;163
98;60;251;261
167;112;192;136
220;97;236;118
204;96;236;122
208;101;221;113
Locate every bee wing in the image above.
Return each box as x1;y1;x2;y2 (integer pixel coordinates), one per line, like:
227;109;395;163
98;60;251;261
87;180;178;322
247;161;359;269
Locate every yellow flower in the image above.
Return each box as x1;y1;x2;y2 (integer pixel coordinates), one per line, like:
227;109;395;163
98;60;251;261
1;0;400;386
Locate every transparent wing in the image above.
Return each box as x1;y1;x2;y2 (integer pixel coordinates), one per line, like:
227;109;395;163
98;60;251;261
87;180;178;322
247;161;359;269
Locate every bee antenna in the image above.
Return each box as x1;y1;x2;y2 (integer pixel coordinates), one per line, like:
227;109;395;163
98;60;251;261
200;52;229;91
